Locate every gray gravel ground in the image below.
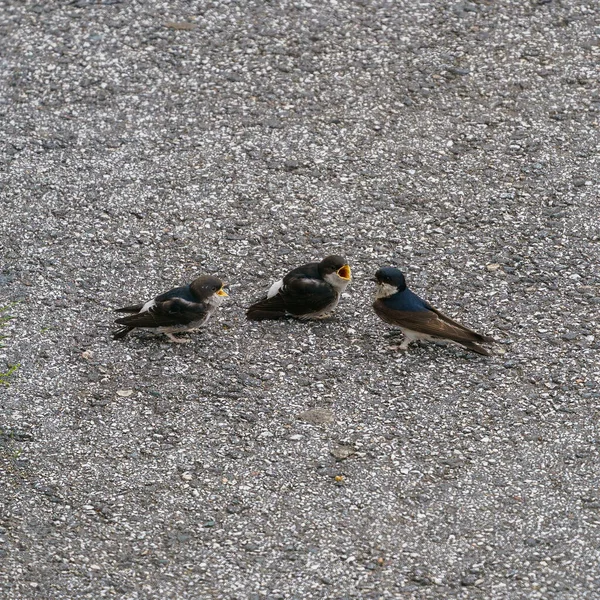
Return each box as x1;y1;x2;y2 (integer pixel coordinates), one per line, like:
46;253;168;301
1;0;599;598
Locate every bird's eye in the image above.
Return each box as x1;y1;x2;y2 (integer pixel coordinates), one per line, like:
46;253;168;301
213;286;218;291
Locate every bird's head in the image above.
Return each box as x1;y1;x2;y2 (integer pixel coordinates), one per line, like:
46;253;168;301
372;266;407;298
319;255;352;290
191;275;228;304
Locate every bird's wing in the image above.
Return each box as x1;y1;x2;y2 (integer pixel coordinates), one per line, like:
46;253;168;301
115;298;208;328
247;275;335;320
374;301;490;344
426;303;495;343
114;285;191;314
246;294;288;320
115;303;145;313
280;275;337;316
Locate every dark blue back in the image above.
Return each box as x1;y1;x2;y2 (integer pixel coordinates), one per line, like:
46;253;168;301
382;288;430;312
155;285;194;303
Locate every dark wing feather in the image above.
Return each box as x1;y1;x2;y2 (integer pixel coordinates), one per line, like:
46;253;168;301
279;275;337;317
373;301;490;344
247;271;336;320
115;298;208;329
246;294;288;320
426;304;495;343
115;303;145;313
460;341;491;356
112;325;134;340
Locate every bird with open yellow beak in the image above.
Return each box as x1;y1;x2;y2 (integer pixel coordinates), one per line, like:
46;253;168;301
113;275;228;343
247;255;351;321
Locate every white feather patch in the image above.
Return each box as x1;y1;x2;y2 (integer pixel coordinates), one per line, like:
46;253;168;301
323;272;350;293
375;282;398;299
140;298;156;313
267;279;284;298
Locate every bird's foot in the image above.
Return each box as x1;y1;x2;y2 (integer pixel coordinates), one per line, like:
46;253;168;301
165;333;191;344
384;330;404;339
389;340;411;352
314;314;338;323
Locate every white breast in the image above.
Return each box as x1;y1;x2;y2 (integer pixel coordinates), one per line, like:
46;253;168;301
323;272;350;293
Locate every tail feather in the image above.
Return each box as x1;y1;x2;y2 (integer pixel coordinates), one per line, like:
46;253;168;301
461;341;492;356
113;326;134;340
114;315;138;326
115;304;144;313
246;296;288;321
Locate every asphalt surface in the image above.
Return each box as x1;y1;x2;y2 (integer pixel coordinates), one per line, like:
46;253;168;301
1;1;599;598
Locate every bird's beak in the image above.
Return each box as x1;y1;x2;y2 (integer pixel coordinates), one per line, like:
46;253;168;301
337;264;352;280
370;277;379;283
217;287;228;297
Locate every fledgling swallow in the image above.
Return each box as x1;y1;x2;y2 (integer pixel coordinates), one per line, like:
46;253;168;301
372;267;495;355
113;275;228;343
246;255;352;321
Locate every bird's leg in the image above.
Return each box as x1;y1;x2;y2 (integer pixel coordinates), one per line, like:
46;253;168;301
165;333;190;344
314;314;338;322
388;337;411;352
398;338;411;351
384;329;404;339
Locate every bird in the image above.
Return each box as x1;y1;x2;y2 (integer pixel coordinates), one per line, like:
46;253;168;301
112;275;228;343
372;266;495;355
246;255;352;321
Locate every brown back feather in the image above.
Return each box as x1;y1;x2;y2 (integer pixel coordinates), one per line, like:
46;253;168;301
374;302;492;345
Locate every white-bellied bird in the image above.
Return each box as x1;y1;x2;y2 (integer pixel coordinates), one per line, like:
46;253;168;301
247;255;351;321
113;275;228;343
373;266;495;355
